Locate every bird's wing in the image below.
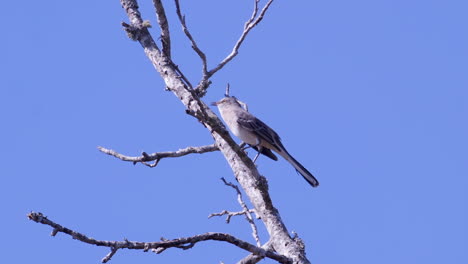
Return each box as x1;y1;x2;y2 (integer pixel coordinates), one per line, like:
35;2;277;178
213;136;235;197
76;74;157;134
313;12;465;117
237;113;284;152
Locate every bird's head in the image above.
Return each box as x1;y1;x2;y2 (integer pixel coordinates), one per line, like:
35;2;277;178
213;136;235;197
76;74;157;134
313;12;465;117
210;96;240;107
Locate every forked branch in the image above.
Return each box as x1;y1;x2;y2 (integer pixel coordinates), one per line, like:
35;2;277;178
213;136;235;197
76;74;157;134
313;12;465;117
28;212;290;264
172;0;275;96
208;0;274;77
221;177;261;246
209;177;261;246
238;241;275;264
209;209;257;223
195;0;275;95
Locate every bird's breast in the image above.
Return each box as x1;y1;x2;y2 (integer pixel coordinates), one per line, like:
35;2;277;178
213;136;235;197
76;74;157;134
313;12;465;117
219;109;258;145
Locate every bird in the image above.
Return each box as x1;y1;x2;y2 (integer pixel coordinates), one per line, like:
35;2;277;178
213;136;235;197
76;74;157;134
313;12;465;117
211;96;319;187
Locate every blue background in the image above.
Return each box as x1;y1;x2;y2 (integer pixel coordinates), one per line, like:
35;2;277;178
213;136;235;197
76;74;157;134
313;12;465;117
2;0;467;263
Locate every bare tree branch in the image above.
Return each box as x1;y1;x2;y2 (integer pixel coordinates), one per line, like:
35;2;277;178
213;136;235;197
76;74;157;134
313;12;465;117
220;177;261;246
28;212;291;264
120;1;194;90
102;247;118;263
237;240;274;264
172;0;275;96
209;209;257;223
152;0;171;57
248;0;261;24
153;0;194;89
97;144;218;167
208;0;274;76
174;0;209;79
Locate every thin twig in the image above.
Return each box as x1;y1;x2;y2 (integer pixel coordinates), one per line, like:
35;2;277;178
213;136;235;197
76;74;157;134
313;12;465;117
208;209;257;223
221;178;261;246
28;212;291;264
207;0;275;78
224;83;231;97
102;247;118;263
97;144;218;167
247;0;261;27
174;0;208;79
194;0;275;96
152;0;171;57
174;0;275;96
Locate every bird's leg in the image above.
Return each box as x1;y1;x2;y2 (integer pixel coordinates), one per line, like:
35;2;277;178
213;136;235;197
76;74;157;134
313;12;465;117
252;144;263;164
252;153;260;163
240;140;261;164
239;142;253;157
250;138;264;164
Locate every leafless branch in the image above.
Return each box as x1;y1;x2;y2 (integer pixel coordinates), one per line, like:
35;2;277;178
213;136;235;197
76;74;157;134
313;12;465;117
174;0;208;80
154;0;195;89
220;177;261;246
237;241;275;264
204;0;275;80
173;0;275;96
121;1;193;90
249;0;261;24
28;212;291;264
224;83;231;97
208;209;257;223
152;0;171;57
102;247;118;263
97;144;218;167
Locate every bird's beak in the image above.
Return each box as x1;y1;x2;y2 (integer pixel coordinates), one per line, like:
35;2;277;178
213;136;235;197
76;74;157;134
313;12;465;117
210;101;218;106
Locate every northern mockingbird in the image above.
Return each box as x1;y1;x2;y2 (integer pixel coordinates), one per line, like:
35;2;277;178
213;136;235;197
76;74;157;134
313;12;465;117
212;96;319;187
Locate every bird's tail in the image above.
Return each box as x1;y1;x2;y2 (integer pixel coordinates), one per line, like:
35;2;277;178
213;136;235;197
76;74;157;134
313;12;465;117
280;150;319;187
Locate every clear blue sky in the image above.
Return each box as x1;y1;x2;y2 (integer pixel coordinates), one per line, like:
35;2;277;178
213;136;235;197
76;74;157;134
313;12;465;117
2;0;467;263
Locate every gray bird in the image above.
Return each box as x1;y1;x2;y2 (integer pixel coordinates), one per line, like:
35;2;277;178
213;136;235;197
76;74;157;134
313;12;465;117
212;96;319;187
